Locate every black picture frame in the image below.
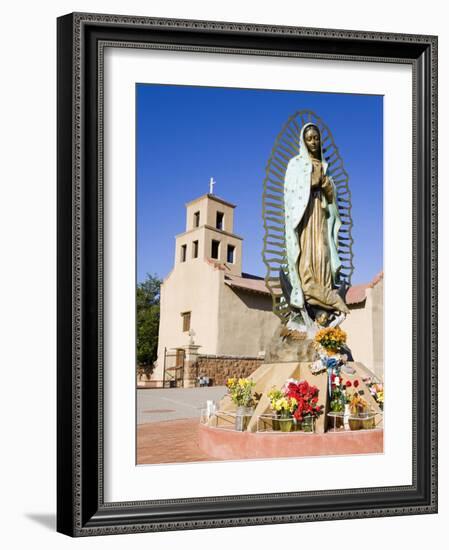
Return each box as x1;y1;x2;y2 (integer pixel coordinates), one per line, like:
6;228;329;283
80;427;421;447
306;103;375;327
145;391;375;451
57;12;438;537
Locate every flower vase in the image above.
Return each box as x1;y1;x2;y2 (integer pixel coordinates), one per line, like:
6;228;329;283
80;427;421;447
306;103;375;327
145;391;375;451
361;412;375;429
302;416;315;433
328;410;344;430
235;406;253;431
279;413;293;432
348;418;362;430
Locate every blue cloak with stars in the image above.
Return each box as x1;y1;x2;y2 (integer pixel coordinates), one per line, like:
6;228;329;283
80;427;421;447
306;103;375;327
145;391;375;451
284;122;343;310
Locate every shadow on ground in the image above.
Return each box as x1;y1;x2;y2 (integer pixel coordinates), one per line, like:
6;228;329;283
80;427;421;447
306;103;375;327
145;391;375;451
25;513;56;531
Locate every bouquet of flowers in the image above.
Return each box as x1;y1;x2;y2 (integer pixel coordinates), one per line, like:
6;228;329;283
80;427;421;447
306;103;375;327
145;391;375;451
348;392;369;416
268;394;298;417
226;377;255;407
267;387;297;432
314;326;347;355
267;387;284;408
329;372;347;413
330;376;361;410
347;392;375;430
283;380;323;423
362;376;384;410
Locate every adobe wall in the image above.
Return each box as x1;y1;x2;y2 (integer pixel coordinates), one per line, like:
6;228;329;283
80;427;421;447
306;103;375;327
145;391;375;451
153;261;222;381
342;277;384;380
216;283;279;357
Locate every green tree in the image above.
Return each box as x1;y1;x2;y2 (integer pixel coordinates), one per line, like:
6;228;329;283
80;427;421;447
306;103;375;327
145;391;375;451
136;274;162;372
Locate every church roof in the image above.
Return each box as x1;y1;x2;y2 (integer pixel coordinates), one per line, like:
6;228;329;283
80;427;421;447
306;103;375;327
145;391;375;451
225;271;384;305
345;284;367;305
224;273;269;295
346;271;383;305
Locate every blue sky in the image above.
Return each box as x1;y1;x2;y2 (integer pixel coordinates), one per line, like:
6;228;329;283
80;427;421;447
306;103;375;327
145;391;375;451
136;84;383;285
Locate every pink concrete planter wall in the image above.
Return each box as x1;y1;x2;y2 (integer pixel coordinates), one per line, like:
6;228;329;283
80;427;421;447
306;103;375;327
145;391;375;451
198;424;383;460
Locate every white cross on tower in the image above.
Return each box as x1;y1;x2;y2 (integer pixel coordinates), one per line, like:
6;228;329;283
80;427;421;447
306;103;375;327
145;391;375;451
209;177;216;195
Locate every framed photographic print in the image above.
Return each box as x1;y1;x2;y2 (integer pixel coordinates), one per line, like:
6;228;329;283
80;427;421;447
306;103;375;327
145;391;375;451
57;12;438;536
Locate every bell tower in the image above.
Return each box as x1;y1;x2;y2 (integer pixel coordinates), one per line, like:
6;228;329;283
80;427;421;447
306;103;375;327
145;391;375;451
174;182;243;276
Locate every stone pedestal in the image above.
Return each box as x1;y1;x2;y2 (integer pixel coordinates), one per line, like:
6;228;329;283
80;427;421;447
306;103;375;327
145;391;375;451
212;325;383;434
215;360;329;434
247;361;328;433
264;324;316;363
182;344;201;387
214;327;329;433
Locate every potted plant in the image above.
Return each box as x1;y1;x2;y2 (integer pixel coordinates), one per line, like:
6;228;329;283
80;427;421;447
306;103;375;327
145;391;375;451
362;376;384;410
328;372;347;429
269;394;298;432
226;377;256;431
267;387;284;430
284;380;323;432
348;393;374;430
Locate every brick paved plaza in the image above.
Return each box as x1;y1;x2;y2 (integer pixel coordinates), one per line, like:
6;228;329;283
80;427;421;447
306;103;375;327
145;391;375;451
137;386;227;465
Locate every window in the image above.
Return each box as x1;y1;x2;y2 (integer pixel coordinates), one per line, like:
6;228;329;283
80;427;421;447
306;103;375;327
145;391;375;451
180;244;187;262
227;244;235;264
181;311;191;332
192;240;199;258
211;239;220;260
193;211;200;227
216;211;224;230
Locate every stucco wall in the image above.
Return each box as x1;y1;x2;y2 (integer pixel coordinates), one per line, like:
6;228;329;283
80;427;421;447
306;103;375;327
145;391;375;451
153;260;222;381
341;278;384;379
370;278;384;377
175;218;243;276
216;283;280;356
202;227;242;276
186;195;235;233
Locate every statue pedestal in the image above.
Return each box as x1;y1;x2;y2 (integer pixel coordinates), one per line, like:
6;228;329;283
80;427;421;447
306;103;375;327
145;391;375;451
249;361;328;433
215;329;328;432
264;324;316;363
213;326;383;434
216;360;328;434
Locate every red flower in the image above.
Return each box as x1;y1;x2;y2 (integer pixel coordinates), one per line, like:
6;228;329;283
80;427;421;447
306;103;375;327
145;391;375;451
285;381;322;419
346;380;352;388
354;380;360;388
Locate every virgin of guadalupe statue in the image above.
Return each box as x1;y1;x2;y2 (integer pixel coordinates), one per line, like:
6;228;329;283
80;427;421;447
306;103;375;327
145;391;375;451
282;122;349;332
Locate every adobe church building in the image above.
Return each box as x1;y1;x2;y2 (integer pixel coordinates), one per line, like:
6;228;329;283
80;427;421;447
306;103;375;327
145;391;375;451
150;190;383;386
152;192;279;384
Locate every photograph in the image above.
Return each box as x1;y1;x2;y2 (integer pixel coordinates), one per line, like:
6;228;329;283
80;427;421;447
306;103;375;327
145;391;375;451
135;84;385;465
1;0;444;546
55;10;437;535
